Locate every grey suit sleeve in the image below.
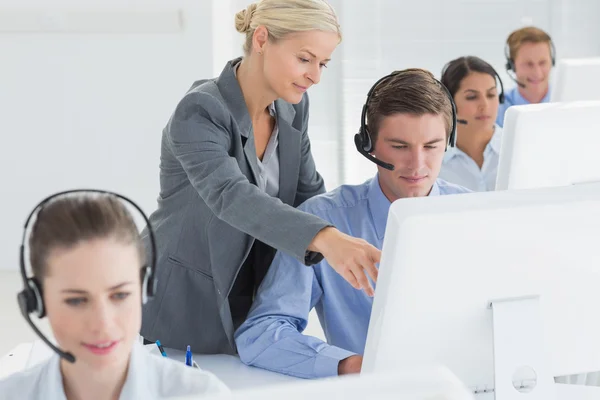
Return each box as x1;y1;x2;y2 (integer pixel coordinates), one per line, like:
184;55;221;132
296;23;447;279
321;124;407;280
293;95;327;208
167;91;329;264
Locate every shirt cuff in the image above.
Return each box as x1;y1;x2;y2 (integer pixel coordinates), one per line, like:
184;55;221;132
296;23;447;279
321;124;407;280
313;346;356;378
304;250;324;266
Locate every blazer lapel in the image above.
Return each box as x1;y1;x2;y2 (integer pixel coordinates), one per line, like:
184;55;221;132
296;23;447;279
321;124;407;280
243;129;261;185
215;57;260;184
276;100;301;206
214;59;301;193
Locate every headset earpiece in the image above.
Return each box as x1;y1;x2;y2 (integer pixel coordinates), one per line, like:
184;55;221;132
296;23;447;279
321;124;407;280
140;264;156;304
550;40;557;66
28;278;45;317
358;102;375;153
359;127;374;153
17;277;44;318
494;68;506;104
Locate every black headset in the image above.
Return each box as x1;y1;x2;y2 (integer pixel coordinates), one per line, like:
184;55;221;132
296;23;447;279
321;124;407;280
354;71;458;171
504;38;556;88
17;189;157;363
441;61;506;105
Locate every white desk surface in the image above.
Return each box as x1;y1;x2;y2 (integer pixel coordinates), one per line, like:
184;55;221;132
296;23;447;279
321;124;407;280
0;341;300;391
5;341;600;396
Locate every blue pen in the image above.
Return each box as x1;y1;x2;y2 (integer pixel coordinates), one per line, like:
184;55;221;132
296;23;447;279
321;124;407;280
185;345;193;367
155;340;168;357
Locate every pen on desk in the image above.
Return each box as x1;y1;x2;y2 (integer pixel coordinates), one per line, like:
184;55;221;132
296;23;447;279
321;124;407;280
155;340;168;357
185;345;193;367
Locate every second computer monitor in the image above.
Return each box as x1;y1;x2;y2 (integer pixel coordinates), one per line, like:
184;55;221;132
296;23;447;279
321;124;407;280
495;101;600;190
551;57;600;102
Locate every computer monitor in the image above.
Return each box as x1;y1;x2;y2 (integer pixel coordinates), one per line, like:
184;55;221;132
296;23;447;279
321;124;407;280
181;366;475;400
362;183;600;400
495;101;600;190
551;58;600;102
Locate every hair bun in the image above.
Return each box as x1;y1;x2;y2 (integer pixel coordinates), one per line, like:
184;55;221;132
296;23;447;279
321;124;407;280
235;3;257;33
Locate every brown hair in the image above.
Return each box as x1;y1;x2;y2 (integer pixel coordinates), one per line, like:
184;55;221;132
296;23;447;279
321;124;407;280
441;56;500;98
366;68;453;145
235;0;341;56
507;26;552;61
29;193;144;280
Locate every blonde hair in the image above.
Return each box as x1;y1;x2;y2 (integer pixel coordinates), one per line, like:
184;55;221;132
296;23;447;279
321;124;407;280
234;0;341;55
507;26;552;61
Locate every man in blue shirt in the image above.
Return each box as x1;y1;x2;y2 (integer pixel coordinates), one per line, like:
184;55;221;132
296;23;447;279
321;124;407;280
497;26;555;127
234;69;471;379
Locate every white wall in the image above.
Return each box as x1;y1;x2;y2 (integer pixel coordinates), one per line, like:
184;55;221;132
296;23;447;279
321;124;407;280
0;0;212;271
2;0;600;272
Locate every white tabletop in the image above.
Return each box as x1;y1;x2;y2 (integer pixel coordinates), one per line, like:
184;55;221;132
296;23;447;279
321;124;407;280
0;342;32;380
0;340;300;390
150;345;300;390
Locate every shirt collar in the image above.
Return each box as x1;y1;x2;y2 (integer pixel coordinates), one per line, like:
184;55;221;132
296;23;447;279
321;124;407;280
443;124;503;162
367;175;392;240
429;180;441;197
488;124;503;154
368;175;441;239
119;341;148;398
47;355;67;400
443;145;461;162
512;86;551;105
542;88;551;102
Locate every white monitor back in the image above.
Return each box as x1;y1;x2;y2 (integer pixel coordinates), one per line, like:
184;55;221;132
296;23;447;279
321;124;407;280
190;366;474;400
551;58;600;102
495;101;600;190
363;183;600;398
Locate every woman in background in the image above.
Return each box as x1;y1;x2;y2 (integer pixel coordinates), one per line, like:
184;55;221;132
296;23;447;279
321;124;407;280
439;56;504;191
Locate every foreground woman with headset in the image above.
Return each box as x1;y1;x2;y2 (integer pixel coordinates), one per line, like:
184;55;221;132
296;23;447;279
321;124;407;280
0;191;228;399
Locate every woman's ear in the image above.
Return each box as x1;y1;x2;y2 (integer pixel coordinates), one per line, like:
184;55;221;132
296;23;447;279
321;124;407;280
252;26;269;55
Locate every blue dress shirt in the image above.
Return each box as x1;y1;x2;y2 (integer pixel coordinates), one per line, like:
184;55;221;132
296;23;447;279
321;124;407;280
234;176;471;379
496;86;551;127
438;124;503;192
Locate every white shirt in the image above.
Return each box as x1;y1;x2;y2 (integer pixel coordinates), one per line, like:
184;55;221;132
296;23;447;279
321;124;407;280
438;125;503;192
255;103;280;198
0;341;229;400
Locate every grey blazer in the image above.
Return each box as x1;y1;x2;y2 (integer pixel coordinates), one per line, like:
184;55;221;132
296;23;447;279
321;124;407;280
140;57;330;355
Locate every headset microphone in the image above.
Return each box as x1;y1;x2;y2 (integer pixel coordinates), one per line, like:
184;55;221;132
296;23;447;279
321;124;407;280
353;134;394;170
17;189;157;364
505;70;527;89
17;288;76;363
457;119;468;125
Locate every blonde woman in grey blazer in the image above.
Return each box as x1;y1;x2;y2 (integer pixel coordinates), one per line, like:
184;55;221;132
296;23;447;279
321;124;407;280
140;0;381;355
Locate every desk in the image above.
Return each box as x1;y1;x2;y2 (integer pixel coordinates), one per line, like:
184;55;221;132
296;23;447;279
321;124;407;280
150;346;300;390
0;341;300;390
0;343;32;380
